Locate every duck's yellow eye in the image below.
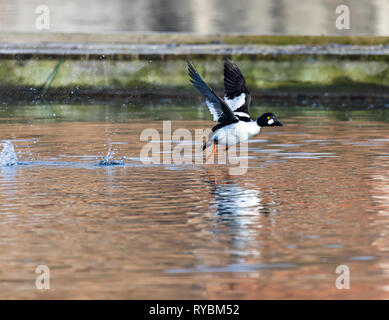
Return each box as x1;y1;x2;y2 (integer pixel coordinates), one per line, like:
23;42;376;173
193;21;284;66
267;116;270;119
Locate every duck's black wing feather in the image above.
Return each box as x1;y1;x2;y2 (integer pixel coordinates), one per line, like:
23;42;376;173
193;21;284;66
188;61;238;124
223;59;251;116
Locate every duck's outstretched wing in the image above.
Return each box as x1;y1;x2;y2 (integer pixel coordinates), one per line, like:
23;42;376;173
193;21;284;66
223;60;251;118
188;61;238;124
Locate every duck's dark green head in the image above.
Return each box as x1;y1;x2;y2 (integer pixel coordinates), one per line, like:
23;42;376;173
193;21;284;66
256;113;283;127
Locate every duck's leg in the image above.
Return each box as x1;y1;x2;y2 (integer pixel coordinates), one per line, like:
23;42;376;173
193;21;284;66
205;141;217;162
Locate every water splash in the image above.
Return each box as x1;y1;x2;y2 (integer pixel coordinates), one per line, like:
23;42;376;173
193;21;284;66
98;144;124;166
0;141;18;166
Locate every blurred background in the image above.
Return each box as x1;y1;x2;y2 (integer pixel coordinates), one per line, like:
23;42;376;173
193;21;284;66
0;0;388;35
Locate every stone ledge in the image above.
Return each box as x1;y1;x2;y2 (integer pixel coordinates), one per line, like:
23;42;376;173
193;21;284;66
1;42;389;61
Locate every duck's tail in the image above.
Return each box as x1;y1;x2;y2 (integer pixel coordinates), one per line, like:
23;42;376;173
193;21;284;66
201;131;215;152
202;140;213;151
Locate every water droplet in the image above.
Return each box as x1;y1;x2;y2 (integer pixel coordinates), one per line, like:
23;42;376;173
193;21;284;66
0;141;18;166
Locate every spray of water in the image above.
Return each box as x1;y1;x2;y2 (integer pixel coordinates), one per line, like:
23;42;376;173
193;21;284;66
0;141;18;166
99;143;124;166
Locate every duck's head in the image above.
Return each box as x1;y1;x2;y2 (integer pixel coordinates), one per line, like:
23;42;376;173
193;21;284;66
256;113;283;127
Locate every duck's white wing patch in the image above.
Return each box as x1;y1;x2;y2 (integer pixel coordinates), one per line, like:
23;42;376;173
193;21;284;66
234;111;251;119
205;99;222;121
224;93;245;111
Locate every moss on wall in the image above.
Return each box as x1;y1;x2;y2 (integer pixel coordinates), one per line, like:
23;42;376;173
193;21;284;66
1;57;389;93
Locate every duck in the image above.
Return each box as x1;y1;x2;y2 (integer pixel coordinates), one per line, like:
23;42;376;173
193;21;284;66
187;60;283;161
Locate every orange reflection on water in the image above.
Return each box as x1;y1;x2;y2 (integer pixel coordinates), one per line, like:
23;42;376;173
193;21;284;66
0;117;388;299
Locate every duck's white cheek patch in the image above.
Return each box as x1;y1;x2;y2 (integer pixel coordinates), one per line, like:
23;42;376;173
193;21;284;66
268;119;274;125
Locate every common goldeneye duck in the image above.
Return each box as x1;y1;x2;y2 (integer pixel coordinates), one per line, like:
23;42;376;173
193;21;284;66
187;60;283;160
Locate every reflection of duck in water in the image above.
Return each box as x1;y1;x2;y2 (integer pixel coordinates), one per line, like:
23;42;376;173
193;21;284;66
188;60;283;161
370;167;389;254
203;171;269;234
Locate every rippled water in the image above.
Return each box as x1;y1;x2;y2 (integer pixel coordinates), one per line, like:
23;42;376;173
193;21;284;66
1;103;389;299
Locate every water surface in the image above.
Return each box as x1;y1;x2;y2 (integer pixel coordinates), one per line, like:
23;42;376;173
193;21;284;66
1;103;389;299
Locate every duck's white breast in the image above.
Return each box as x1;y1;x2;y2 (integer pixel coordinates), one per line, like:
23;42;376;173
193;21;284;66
213;121;260;146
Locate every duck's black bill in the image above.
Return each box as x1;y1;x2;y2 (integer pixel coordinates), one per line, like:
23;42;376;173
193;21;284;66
274;120;283;126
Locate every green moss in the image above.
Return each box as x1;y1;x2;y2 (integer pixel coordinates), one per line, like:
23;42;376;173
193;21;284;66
4;32;389;46
1;55;389;92
220;35;389;46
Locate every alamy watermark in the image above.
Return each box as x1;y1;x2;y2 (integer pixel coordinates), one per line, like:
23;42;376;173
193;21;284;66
140;121;249;175
35;5;50;30
335;264;350;290
35;265;50;290
336;5;350;30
